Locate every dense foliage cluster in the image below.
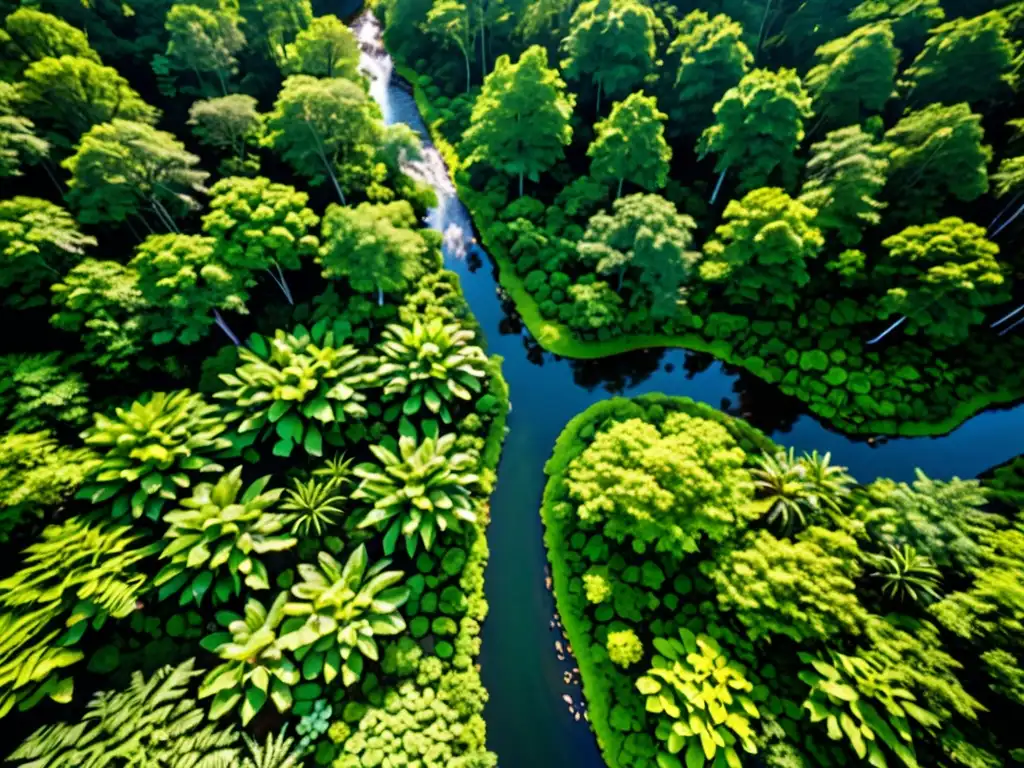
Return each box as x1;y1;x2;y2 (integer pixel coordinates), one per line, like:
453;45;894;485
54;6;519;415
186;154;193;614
0;4;510;766
542;395;1024;768
383;0;1024;435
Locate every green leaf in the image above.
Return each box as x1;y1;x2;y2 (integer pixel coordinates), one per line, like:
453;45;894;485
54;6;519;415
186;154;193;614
241;685;267;725
276;412;304;442
304;423;323;456
402;394;422;415
685;741;703;768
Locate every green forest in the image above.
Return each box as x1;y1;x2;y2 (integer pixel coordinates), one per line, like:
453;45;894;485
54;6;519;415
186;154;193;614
2;0;1024;766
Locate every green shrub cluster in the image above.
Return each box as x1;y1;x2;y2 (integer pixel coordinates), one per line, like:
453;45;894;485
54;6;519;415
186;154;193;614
542;394;1024;767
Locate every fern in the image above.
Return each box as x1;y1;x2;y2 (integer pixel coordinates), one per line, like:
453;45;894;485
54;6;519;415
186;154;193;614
8;659;242;767
241;726;303;768
0;353;91;434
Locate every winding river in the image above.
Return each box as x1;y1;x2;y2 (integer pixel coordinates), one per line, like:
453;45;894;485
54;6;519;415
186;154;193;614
354;14;1024;767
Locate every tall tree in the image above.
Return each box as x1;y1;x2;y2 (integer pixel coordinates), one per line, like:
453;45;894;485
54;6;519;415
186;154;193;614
588;93;671;198
800;125;889;246
462;45;573;197
62;119;209;230
264;75;382;204
903;11;1018;107
423;0;474;92
18;56;159;146
873;219;1010;346
698;68;812;202
241;0;312;66
662;11;752;138
319;201;432;305
560;0;657;113
700;187;824;311
202;176;319;303
0;197;95;309
285;14;360;80
846;0;945;54
0;82;48;177
882;103;991;224
188;94;264;175
577;193;699;318
805;22;898;129
2;8;99;71
163;3;246;96
130;234;247;346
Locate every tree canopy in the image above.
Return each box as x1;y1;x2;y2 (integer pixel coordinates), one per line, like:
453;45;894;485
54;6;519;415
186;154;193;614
588;92;671;198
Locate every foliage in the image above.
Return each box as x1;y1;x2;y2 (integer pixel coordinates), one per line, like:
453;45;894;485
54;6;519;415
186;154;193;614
874;218;1009;345
709;527;866;642
0;517;160;718
163;3;245;95
700;188;824;311
2;9;99;69
799;125;888;246
200;592;299;725
154;466;294;606
0;82;48;176
903;11;1018;107
0;353;90;433
462;45;573;195
588;92;671;198
663;10;752;137
188;95;264;175
750;448;854;533
563;411;755;554
606;628;642;668
869;544;942;605
79;390;231;520
636;629;761;766
376;318;487;423
9;659;241;767
805;22;897;127
63;119;208;226
352;431;478;556
216;322;378;458
280;473;348;537
0;196;95;309
577;193;699;319
279;544;408;687
698;68;812;193
286;14;360;79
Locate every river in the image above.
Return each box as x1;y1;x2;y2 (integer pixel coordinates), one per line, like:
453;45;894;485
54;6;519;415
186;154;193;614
353;13;1024;767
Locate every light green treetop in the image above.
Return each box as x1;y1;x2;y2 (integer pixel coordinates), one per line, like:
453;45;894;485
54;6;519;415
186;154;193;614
286;14;360;80
588;92;671;199
163;3;246;95
2;9;99;69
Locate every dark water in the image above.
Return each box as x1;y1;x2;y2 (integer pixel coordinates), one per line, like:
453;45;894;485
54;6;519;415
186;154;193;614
354;17;1024;766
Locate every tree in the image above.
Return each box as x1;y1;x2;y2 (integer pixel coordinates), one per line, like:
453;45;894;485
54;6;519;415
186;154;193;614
698;68;812;202
872;218;1009;345
0;82;48;177
0;352;91;434
882;103;990;224
462;45;573;197
264;75;382;203
566;280;623;333
163;3;246;96
903;11;1018;107
188;94;264;175
804;22;898;128
800;125;889;246
561;0;656;113
320;200;432;304
63;119;209;229
202;176;319;303
710;527;868;642
588;93;671;198
130;234;247;346
700;188;824;311
563;412;756;554
423;0;474;91
847;0;945;54
2;8;99;70
245;0;312;66
0;197;95;309
285;14;360;80
663;11;752;137
606;629;643;668
577;193;699;319
751;448;854;534
18;56;158;145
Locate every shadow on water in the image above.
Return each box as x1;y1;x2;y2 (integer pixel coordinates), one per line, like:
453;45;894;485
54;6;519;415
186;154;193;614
354;13;1024;766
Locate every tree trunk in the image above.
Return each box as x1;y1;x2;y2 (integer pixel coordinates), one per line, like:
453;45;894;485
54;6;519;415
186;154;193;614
867;315;907;345
464;49;472;93
989;191;1023;231
617;268;624;292
213;309;241;346
595;78;602;115
756;0;774;57
991;200;1024;238
710;169;728;205
999;313;1024;337
215;68;229;96
616;177;624;199
266;264;294;304
377;284;384;306
518;172;524;198
992;303;1024;329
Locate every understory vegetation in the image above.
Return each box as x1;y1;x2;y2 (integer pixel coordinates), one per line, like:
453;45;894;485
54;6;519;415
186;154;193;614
541;394;1024;768
0;1;508;765
380;0;1024;434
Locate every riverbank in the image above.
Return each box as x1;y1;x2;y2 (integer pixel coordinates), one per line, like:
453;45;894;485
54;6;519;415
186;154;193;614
390;61;1024;440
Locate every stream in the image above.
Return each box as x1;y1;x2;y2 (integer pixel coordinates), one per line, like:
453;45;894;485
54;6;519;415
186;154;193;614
354;13;1024;767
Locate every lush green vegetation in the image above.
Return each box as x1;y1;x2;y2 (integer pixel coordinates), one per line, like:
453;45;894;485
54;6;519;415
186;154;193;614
0;3;509;766
381;0;1024;435
541;394;1024;768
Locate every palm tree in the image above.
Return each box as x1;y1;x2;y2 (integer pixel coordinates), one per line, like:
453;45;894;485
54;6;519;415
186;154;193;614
801;450;855;514
751;449;855;533
279;545;408;687
352;433;479;555
869;544;942;605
